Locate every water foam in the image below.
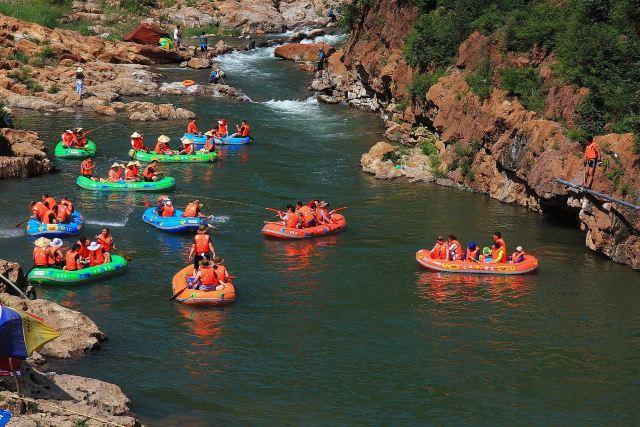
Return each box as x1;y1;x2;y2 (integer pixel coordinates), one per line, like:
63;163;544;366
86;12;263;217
85;220;128;227
216;46;277;74
209;215;230;224
300;33;349;45
0;227;24;239
263;96;319;114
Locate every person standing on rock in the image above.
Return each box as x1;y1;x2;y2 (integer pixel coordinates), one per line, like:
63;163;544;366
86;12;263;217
198;31;208;59
317;48;327;73
75;67;85;98
173;25;182;50
584;138;601;188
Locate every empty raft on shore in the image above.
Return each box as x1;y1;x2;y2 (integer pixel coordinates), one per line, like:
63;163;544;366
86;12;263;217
171;265;237;306
142;207;207;232
54;141;96;159
26;211;83;237
262;214;347;239
129;149;218;163
28;255;128;285
76;176;176;192
415;249;539;275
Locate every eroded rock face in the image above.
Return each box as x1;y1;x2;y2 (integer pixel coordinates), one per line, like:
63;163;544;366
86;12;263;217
125;101;196;121
0;128;55;179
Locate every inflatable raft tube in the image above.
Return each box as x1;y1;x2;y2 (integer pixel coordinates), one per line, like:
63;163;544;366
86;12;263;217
182;132;207;145
262;214;346;239
54;141;96;159
215;136;251;146
28;255;128;285
415;249;539;275
26;211;83;237
142;207;207;232
130;149;217;163
171;265;237;306
76;176;176;192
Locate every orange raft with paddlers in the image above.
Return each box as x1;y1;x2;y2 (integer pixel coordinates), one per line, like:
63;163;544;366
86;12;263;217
415;249;539;275
262;213;347;239
171;265;237;306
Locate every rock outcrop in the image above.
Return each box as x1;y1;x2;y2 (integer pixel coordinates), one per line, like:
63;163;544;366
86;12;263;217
125;101;196;121
275;42;335;62
0;128;55;179
159;82;253;102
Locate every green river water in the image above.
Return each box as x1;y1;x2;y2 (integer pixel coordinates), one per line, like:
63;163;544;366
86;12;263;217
1;37;639;424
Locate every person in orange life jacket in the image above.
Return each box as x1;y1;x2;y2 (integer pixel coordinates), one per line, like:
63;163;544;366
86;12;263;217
447;234;462;260
41;207;57;225
212;256;229;283
492;231;507;262
130;131;148;152
179;137;195;155
231;120;250;138
490;242;505;264
107;162;124;182
76;236;91;266
583;138;601;188
143;160;161;182
316;201;331;224
80;157;95;179
124;161;140;181
186;118;199;135
73;128;87;148
61;129;75;147
42;194;57;210
191;256;219;291
430;236;448;259
510;246;526;263
182;200;203;218
64;243;82;271
55;204;71;223
46;238;64;268
29;200;48;221
60;196;74;213
33;237;51;267
154;135;173;155
203;130;216;152
296;201;316;227
95;228;114;263
88;241;105;266
465;242;480;261
278;205;298;228
159;200;176;217
189;225;216;269
215;119;228;138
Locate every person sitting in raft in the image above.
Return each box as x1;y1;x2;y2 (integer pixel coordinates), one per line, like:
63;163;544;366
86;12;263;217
55;203;71;224
186;118;199;135
80;157;95;179
316;201;331;224
182;200;203;218
510;246;526;263
46;238;64;268
203;130;216;152
430;236;448;259
215;119;228;138
39;204;57;225
61;129;75;147
447;234;462;260
73;128;87;148
33;237;51;268
96;228;114;263
159;200;176;217
212;255;230;283
64;243;83;271
490;242;505;264
60;196;74;213
29;200;48;221
191;256;219;291
464;242;480;261
42;194;57;210
124;161;140;181
142;160;161;182
278;205;299;228
189;225;216;269
231;120;250;138
479;246;492;262
107;162;124;182
76;236;91;266
88;241;105;266
492;232;508;263
180;137;195;155
132;160;141;176
130;131;148;152
296;201;316;227
154;135;173;155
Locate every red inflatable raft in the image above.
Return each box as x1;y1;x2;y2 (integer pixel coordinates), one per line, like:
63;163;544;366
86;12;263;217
416;249;539;275
262;214;347;239
171;265;237;306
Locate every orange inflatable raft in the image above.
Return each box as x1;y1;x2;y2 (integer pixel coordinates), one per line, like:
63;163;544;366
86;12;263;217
416;249;539;275
262;214;347;239
171;265;237;306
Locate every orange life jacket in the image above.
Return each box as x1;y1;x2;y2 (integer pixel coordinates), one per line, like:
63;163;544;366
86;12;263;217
56;205;71;223
80;159;94;176
65;250;79;271
194;234;210;254
78;242;90;258
131;137;145;150
448;240;462;260
125;167;138;180
74;133;86;147
511;251;526;263
33;247;48;266
285;213;298;228
154;142;167;154
182;143;194;154
32;202;48;220
299;206;314;224
217;124;228;137
491;247;505;263
46;247;62;266
183;203;198;217
108;169;122;182
466;247;480;261
431;242;448;259
97;234;113;252
143;166;155;179
494;238;507;262
238;124;250;137
89;247;105;266
60;200;73;213
62;132;74;146
187;122;198;134
43;197;57;209
214;265;228;282
161;205;175;217
585;142;599;160
205;138;214;151
199;265;216;286
42;210;55;224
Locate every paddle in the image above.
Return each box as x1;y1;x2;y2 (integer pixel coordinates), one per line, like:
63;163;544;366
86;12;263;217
169;285;188;301
329;206;347;214
14;217;30;228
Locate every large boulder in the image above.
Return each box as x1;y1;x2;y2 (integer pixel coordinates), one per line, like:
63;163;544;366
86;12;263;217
122;23;168;46
274;42;335;62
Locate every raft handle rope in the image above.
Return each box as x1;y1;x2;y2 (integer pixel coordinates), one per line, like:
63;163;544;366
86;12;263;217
0;273;29;300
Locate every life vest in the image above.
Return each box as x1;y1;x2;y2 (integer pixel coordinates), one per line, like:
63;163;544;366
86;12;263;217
216;124;228;137
494;238;507;262
62;132;74;146
204;138;214;151
43;197;57;209
97;234;113;252
78;242;90;258
448;240;462;260
199;265;216;286
182;143;194;154
33;247;48;266
75;135;86;148
143;166;155;179
585;142;599;160
131;137;145;150
154;142;167;154
89;247;105;266
60;200;73;213
46;247;62;266
161;205;175;217
285;213;298;228
183;203;198;217
32;202;48;220
431;242;448;259
187;122;198;134
42;210;55;224
299;206;314;224
194;234;210;254
80;159;94;176
491;247;505;264
214;265;228;282
108;169;122;182
238;124;250;137
56;205;71;223
511;251;525;263
65;250;79;271
466;247;480;261
125;167;138;180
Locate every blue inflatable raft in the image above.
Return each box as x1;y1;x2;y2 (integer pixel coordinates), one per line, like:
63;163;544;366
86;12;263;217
26;211;83;237
142;207;208;232
183;133;251;148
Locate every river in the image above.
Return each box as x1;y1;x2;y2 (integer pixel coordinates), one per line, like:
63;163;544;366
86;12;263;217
1;38;639;424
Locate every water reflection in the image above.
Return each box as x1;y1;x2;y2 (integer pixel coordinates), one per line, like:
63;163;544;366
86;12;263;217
417;272;534;304
263;235;339;273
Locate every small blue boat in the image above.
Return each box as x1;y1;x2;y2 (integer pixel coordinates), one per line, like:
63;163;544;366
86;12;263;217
142;207;207;232
183;133;251;148
26;211;83;237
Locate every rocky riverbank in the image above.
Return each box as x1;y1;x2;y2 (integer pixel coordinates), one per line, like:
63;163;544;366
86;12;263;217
308;0;640;269
0;259;138;426
0;119;55;179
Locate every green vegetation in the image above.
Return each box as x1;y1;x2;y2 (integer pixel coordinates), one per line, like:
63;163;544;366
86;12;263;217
500;66;546;112
408;70;445;100
396;99;409;111
418;137;438;156
7;67;44;92
0;0;72;28
464;60;493;100
450;140;481;179
9;51;29;64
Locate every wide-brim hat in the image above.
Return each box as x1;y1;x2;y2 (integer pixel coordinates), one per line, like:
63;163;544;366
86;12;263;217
157;135;170;143
111;162;120;168
34;237;51;247
76;67;83;72
127;161;136;167
88;242;101;251
133;161;141;166
319;201;328;207
130;132;142;138
166;201;172;205
119;163;126;168
516;246;523;252
204;130;214;137
50;238;63;247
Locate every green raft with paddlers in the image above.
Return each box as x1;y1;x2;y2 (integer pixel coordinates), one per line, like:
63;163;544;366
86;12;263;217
54;141;97;159
27;255;128;285
76;175;176;192
128;149;218;163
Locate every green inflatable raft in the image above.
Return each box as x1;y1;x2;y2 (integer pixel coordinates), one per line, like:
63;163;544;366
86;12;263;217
54;141;96;159
129;149;218;163
76;175;176;192
27;255;127;285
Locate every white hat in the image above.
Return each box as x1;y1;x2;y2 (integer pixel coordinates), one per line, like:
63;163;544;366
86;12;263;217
204;130;214;137
158;134;170;143
166;200;172;205
127;161;136;167
65;129;73;133
516;246;523;252
77;127;83;131
88;241;101;251
131;132;142;138
111;162;120;168
34;237;51;248
77;67;83;72
217;120;223;124
50;238;63;247
133;161;141;166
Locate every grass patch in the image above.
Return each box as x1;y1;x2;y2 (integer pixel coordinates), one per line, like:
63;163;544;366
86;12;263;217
0;0;72;28
7;66;44;92
9;51;29;64
408;70;445;100
500;66;546;112
450;140;481;179
465;60;493;101
61;19;94;36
